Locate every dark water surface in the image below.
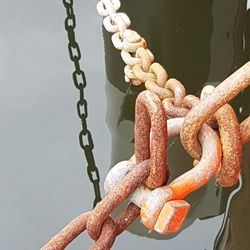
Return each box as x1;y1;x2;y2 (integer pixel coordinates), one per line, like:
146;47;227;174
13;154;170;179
0;1;250;249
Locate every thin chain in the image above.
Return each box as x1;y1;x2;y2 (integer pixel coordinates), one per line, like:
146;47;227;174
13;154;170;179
62;0;101;208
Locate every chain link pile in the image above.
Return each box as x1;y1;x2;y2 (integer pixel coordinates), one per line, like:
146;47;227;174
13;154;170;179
41;0;250;249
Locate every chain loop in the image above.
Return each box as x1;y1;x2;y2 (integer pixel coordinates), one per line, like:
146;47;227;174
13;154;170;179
135;90;168;189
96;0;121;17
148;63;168;88
165;78;186;107
162;98;189;118
87;160;150;240
145;80;174;100
124;65;142;85
200;85;242;187
73;70;87;89
103;13;131;33
112;29;147;52
180;62;250;160
240;116;250;144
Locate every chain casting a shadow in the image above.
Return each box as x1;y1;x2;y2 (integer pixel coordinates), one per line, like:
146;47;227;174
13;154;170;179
62;0;102;208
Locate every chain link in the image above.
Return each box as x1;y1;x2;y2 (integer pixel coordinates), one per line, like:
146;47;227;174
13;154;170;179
62;0;101;208
42;1;250;248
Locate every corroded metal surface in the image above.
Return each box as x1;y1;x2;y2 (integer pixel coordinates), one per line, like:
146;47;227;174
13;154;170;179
183;94;218;129
43;1;250;249
162;98;189;118
114;202;141;236
41;203;140;250
201;85;242;187
90;203;140;249
87;160;150;240
240;116;250;145
90;217;116;250
42;165;145;250
41;212;90;250
145;80;174;99
141;118;221;230
180;62;250;160
135;90;168;188
182;94;200;109
105;118;221;234
165;78;186;107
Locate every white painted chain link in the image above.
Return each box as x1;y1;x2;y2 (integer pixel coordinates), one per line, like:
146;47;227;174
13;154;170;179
97;0;121;17
96;0;176;101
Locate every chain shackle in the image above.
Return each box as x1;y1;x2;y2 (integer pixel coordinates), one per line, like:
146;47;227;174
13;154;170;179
140;117;221;233
104;117;221;235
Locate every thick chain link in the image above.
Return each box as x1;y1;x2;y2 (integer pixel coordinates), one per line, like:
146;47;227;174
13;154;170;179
62;0;101;207
42;1;250;249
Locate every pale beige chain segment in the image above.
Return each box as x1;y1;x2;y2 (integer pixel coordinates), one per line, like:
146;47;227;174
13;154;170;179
97;0;177;101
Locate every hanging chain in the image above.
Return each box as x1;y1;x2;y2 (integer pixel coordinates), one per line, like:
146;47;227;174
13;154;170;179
62;0;101;207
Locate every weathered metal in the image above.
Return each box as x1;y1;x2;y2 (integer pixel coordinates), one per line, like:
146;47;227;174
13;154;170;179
180;62;250;160
145;80;174;99
135;90;168;189
201;85;242;187
105;118;221;234
165;78;186;107
162;98;189;118
154;200;190;234
42;203;141;250
41;212;90;250
87;160;150;240
182;95;200;109
43;1;250;249
240;116;250;145
140;118;221;232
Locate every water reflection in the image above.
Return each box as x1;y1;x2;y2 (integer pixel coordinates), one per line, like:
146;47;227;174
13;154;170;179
104;0;250;247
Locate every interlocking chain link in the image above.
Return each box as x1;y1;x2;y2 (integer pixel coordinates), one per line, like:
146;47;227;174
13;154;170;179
62;0;101;207
42;1;250;249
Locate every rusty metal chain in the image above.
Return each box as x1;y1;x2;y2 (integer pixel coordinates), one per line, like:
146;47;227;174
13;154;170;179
41;1;250;249
42;159;150;249
62;0;101;207
200;85;242;187
180;62;250;160
42;76;250;248
41;203;140;250
135;90;168;189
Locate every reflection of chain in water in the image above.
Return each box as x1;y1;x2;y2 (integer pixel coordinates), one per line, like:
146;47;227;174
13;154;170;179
62;0;101;207
213;176;242;249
